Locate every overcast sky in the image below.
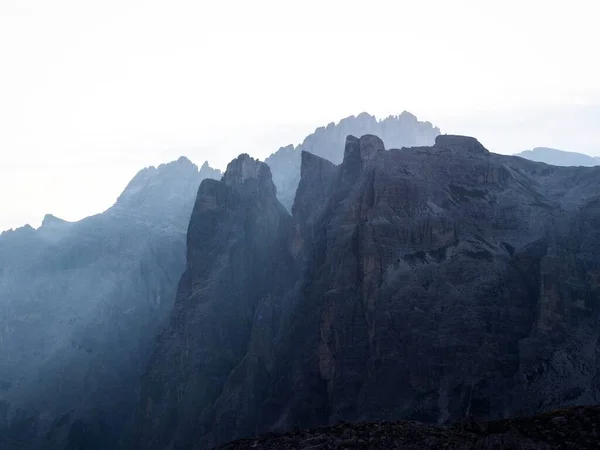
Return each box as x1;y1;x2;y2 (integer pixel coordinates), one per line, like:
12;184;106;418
1;0;599;232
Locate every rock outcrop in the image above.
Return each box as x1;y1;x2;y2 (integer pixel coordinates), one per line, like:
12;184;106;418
219;406;600;450
0;158;221;450
265;112;440;210
135;135;600;449
133;155;294;450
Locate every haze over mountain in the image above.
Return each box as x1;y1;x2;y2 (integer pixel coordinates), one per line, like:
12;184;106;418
2;2;600;449
515;147;600;167
134;135;600;449
0;158;220;449
265;112;440;210
220;406;600;450
2;1;599;233
0;112;441;450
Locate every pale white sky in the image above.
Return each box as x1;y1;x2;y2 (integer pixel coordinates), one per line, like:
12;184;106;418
1;0;599;231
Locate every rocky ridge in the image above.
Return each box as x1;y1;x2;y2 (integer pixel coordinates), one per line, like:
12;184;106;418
132;154;294;450
134;134;600;450
0;158;221;450
265;112;440;210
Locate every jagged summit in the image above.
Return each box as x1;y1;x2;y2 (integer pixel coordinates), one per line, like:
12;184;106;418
0;223;35;238
297;112;440;165
155;155;199;171
135;133;600;450
199;160;222;180
175;155;195;165
114;157;221;220
344;134;386;162
0;151;226;450
222;154;268;184
265;111;440;210
135;151;293;450
221;154;277;200
39;213;70;228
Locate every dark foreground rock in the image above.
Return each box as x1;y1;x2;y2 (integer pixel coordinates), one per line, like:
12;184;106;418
218;406;600;450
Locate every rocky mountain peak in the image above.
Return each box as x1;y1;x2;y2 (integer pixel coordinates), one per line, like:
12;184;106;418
357;134;385;160
134;133;600;450
175;155;194;165
222;153;276;199
114;156;209;219
0;223;35;238
199;161;223;179
340;134;386;184
434;134;489;155
40;213;68;228
264;112;440;211
134;150;293;450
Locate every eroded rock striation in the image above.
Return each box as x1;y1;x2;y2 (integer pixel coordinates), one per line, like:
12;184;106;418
133;155;294;450
135;135;600;449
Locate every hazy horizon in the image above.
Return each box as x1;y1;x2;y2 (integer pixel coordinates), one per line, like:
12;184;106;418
1;0;599;232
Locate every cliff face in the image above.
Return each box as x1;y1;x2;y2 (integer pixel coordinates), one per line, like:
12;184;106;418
265;112;440;210
135;135;600;449
133;155;294;450
261;135;600;433
0;158;221;450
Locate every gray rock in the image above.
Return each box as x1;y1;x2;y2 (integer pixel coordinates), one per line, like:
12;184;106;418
132;155;294;450
135;134;600;449
0;158;221;450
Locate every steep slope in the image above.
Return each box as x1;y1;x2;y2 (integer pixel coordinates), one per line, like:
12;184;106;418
135;135;600;450
133;155;294;450
250;135;600;436
265;112;440;210
515;147;600;166
0;158;221;450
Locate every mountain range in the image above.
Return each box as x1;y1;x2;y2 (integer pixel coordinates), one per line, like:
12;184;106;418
2;112;600;450
0;113;439;449
134;134;600;449
0;159;221;449
265;111;440;210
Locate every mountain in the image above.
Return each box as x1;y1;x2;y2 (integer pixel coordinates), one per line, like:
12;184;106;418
0;157;221;450
515;147;600;166
265;111;440;210
134;134;600;450
132;154;294;450
219;406;600;450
